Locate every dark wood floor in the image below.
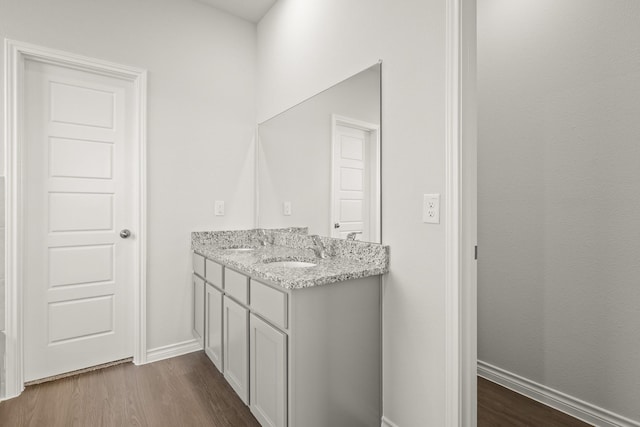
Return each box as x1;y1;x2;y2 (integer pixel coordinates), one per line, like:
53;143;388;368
0;351;259;427
1;353;594;427
478;377;593;427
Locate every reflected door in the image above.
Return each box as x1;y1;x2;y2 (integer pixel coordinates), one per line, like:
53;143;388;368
332;117;379;242
23;60;134;381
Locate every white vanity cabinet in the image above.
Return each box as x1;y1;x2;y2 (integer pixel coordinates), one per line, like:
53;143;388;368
223;295;249;404
193;251;382;427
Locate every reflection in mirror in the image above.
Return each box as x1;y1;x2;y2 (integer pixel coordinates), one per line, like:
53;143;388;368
257;63;381;243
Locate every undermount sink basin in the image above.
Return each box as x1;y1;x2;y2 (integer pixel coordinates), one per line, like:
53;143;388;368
225;247;255;252
265;260;317;268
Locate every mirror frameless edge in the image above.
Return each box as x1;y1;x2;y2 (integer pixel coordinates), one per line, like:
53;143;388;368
257;63;382;243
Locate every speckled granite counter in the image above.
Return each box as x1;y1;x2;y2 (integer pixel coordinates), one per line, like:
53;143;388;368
191;228;389;290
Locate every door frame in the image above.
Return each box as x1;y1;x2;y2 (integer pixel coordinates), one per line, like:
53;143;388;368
330;114;381;242
444;0;477;425
3;39;148;399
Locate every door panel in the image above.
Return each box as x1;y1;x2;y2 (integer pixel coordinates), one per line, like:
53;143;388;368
49;137;114;179
48;244;114;287
24;59;134;382
48;295;114;343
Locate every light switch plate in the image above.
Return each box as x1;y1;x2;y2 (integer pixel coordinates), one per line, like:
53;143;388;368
283;201;292;216
215;200;225;216
423;194;440;224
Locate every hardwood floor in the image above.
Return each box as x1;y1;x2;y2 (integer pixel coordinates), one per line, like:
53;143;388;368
0;354;596;427
0;351;259;427
478;377;593;427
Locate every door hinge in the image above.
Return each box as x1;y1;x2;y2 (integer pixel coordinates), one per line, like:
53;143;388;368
474;245;478;260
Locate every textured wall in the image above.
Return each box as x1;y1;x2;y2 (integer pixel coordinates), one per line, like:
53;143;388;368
478;0;640;421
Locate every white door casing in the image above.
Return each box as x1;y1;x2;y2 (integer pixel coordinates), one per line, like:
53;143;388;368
4;40;147;397
330;115;380;243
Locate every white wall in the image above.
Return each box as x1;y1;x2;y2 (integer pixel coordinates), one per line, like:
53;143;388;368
478;0;640;422
0;0;257;352
258;67;379;236
259;1;449;425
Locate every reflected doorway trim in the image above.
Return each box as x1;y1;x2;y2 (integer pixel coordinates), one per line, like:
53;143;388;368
445;0;478;425
3;39;148;399
330;114;381;243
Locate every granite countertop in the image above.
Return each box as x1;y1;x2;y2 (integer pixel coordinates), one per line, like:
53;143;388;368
191;228;390;290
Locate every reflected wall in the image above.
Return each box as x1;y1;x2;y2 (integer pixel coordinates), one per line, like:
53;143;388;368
257;64;380;241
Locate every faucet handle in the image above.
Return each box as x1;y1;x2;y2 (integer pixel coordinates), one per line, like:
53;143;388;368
346;231;362;241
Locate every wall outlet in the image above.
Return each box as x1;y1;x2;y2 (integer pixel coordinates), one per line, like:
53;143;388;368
283;201;292;216
423;194;440;224
215;200;225;216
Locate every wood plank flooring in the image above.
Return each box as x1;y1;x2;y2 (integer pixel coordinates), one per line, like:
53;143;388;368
0;351;259;427
478;377;593;427
1;353;595;427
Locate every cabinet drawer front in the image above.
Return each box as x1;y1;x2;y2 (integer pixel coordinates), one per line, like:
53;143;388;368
251;280;288;330
193;252;205;277
225;268;249;305
205;259;223;289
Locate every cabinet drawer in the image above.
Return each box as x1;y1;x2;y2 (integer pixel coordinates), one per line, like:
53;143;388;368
193;252;205;277
225;268;249;305
250;280;288;330
205;259;223;289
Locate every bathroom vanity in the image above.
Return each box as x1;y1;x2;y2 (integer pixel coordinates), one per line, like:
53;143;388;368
191;228;389;427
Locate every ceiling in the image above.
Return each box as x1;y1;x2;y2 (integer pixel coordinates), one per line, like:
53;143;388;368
195;0;277;23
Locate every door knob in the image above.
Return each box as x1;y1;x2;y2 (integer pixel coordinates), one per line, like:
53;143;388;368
120;229;131;239
334;223;341;229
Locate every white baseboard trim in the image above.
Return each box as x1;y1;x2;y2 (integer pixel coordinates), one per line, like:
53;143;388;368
478;360;640;427
381;416;400;427
145;339;203;364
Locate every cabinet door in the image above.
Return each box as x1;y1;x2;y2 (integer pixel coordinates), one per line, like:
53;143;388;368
205;284;223;371
223;296;249;404
192;274;205;346
250;314;287;427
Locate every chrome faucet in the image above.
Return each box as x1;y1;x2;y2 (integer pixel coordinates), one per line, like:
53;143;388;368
346;231;362;241
309;235;333;259
256;229;273;246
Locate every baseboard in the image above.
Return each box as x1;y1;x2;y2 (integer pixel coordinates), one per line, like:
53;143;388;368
381;416;400;427
478;360;640;427
146;339;203;364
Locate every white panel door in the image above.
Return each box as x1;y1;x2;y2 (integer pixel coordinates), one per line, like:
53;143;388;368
23;60;134;382
332;124;371;241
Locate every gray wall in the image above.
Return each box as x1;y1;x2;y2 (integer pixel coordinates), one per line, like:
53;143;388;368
478;0;640;421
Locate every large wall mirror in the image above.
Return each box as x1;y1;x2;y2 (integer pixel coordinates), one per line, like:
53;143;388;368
256;63;381;243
